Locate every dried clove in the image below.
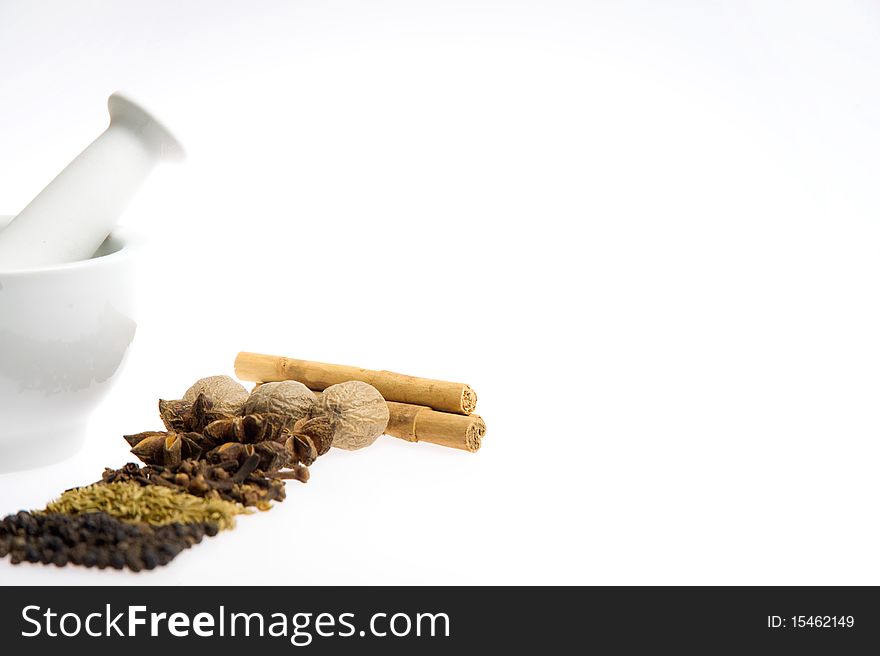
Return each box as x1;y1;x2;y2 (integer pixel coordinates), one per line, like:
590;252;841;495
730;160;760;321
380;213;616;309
100;459;293;510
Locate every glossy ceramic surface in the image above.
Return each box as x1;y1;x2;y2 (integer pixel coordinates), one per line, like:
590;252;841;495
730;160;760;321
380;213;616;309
0;217;139;472
0;92;182;269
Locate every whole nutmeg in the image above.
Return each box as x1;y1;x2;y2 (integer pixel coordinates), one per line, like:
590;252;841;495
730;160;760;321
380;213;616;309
318;381;389;450
183;375;249;416
244;380;317;428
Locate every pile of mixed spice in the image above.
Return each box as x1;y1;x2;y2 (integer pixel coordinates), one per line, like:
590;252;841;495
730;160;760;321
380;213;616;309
0;375;348;572
1;357;484;573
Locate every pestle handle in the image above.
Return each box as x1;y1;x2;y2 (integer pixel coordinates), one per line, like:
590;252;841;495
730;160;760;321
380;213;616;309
0;93;184;269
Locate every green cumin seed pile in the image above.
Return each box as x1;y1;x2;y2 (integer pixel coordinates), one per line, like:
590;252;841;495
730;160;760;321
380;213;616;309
44;481;244;530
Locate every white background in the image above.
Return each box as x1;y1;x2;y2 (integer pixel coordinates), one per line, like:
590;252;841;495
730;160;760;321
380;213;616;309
1;0;879;585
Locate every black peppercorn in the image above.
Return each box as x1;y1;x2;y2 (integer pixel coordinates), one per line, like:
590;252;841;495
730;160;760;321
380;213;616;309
0;511;217;571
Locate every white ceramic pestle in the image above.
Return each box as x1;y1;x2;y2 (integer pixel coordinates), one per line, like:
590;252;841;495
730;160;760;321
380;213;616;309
0;92;184;269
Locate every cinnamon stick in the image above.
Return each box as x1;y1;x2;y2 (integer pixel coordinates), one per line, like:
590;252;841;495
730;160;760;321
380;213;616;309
235;352;477;415
385;402;486;452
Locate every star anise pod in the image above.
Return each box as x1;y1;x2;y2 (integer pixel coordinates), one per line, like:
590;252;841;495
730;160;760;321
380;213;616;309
158;393;231;434
126;431;202;467
285;433;317;466
124;430;164;448
280;416;333;466
253;441;292;471
207;441;293;473
202;413;288;444
157;399;193;432
292;416;333;455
